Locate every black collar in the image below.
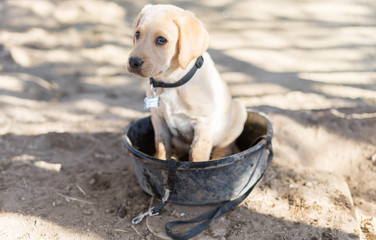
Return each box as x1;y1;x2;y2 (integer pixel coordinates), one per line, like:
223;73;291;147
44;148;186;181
149;56;204;88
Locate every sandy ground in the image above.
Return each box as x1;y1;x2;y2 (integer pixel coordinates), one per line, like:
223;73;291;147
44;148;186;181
0;0;376;239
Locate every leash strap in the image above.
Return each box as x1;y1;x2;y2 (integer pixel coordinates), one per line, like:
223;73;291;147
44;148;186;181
149;56;204;88
165;139;273;240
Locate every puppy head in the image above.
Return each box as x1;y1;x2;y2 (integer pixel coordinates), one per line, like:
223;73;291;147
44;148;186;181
127;4;209;78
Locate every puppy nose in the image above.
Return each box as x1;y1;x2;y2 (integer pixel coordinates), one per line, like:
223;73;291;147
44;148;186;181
129;57;144;69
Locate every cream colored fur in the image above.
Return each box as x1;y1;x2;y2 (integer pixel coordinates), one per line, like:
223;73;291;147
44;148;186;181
128;4;247;162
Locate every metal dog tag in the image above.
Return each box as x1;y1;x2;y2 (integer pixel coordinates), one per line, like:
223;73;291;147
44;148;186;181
144;96;160;109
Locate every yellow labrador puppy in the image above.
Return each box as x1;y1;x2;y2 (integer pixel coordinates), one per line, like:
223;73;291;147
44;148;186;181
127;4;246;162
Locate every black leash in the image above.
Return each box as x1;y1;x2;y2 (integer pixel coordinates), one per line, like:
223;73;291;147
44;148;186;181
165;181;257;240
149;56;204;89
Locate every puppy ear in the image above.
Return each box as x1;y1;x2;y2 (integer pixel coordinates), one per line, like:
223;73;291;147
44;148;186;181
175;11;209;69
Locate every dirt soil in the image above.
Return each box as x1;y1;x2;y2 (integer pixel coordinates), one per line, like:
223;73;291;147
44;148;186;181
0;0;376;239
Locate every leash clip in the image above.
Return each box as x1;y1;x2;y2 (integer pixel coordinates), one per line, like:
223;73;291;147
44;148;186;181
162;189;170;202
131;189;170;225
132;207;159;225
150;83;157;97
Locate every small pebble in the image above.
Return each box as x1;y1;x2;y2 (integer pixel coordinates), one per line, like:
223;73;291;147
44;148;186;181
118;203;127;218
83;210;92;216
171;210;180;217
304;181;313;187
106;208;114;214
89;178;96;185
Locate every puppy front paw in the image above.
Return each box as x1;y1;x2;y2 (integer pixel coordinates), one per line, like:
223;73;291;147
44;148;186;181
154;152;167;160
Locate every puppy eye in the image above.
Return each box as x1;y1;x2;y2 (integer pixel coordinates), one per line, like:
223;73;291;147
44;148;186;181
135;31;140;40
156;36;167;45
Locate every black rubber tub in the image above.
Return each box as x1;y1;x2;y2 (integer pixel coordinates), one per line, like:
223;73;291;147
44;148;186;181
124;109;273;205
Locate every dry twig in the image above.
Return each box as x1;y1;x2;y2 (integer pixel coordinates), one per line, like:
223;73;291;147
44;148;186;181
131;225;142;237
76;184;87;196
57;192;93;205
113;228;129;233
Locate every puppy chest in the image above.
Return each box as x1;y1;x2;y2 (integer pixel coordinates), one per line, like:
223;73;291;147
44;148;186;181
166;115;194;143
